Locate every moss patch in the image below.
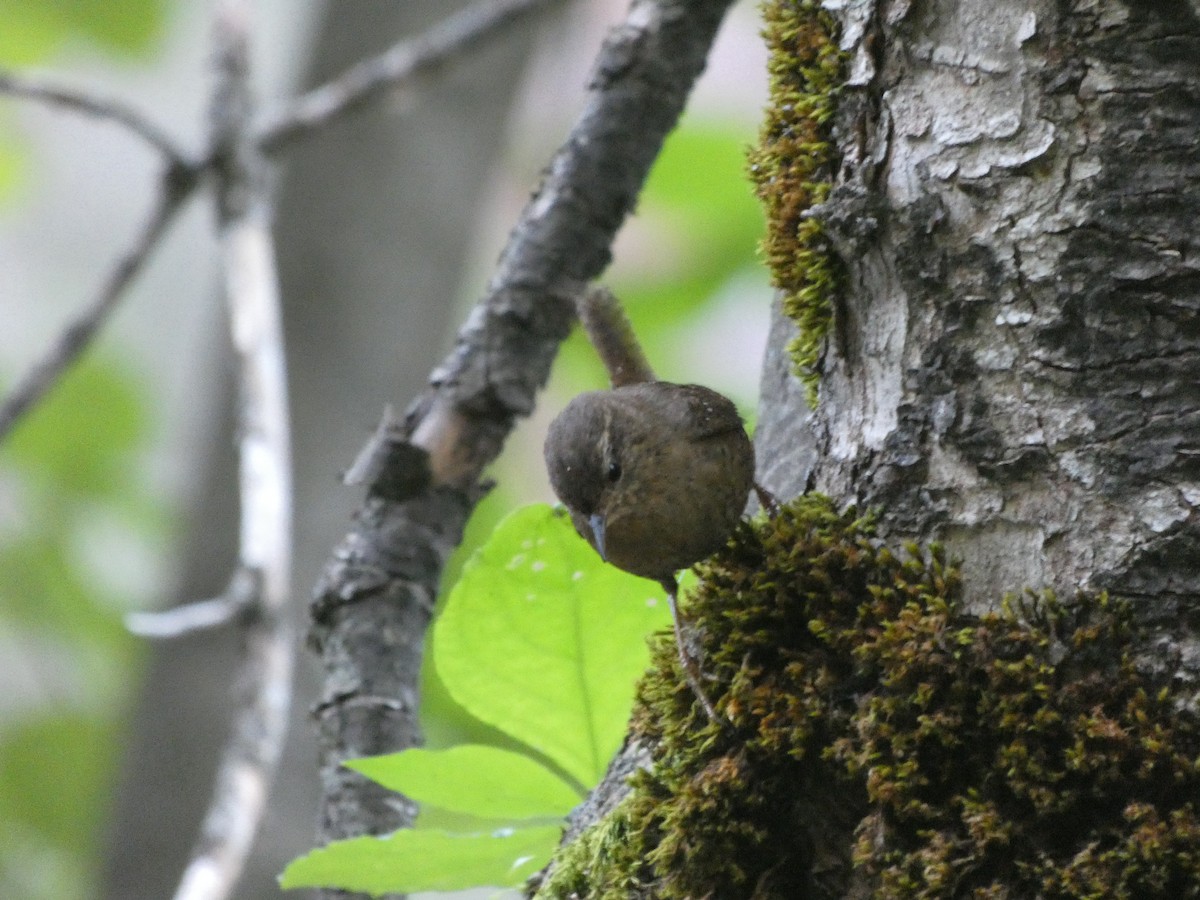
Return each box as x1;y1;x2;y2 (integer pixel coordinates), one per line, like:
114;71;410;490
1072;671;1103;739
534;495;1200;899
748;0;847;406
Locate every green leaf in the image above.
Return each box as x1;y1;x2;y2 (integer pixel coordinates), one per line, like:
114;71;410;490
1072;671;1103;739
2;356;149;500
433;504;670;787
347;745;581;821
0;0;167;64
279;825;560;894
0;131;25;203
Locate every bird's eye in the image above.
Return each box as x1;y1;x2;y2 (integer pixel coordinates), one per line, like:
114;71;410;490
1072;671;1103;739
606;461;622;482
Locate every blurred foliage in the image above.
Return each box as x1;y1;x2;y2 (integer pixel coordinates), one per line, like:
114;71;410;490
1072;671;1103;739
556;117;768;408
0;0;169;201
0;0;167;65
0;354;168;900
1;8;172;894
0;136;23;204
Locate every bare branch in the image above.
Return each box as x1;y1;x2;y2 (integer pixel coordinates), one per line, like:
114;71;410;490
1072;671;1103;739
171;4;294;899
0;69;187;163
126;568;259;639
0;163;198;443
257;0;564;153
310;0;739;850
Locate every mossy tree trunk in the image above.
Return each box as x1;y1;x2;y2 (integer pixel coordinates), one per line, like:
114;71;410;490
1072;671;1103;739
755;0;1200;893
541;1;1200;897
756;1;1199;638
765;0;1200;618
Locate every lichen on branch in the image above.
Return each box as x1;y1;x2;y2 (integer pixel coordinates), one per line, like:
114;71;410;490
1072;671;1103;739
748;0;846;406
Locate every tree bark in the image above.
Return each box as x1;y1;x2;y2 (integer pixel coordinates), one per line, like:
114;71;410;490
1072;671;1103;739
550;1;1200;896
761;0;1200;893
804;0;1199;615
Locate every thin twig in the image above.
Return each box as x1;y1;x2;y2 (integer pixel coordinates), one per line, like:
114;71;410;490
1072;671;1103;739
0;69;187;163
0;163;199;443
171;3;294;899
257;0;563;153
126;568;259;639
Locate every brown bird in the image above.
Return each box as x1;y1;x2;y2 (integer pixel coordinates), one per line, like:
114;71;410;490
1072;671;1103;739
543;287;756;721
544;383;754;583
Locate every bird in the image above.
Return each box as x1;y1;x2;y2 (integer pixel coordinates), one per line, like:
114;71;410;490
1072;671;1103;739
543;286;756;721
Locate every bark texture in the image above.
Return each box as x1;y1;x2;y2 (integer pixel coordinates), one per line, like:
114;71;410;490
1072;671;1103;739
795;0;1200;618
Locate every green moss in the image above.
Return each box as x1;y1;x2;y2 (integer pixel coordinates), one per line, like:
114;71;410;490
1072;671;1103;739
534;495;1200;899
842;590;1200;898
748;0;847;407
533;800;653;898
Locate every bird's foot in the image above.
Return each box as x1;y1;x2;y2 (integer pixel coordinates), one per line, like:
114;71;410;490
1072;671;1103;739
666;587;725;725
754;482;782;519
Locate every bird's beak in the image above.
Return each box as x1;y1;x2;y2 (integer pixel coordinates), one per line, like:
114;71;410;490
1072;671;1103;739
587;513;607;561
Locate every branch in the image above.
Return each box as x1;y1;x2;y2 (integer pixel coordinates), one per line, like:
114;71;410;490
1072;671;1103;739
310;0;738;853
171;4;294;900
257;0;565;154
0;163;198;443
125;568;259;639
0;69;187;163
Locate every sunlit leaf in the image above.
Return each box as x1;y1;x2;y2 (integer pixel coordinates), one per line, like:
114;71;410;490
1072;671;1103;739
348;745;581;821
434;504;670;787
280;825;560;894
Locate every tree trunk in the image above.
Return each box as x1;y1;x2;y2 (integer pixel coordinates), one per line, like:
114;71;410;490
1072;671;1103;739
542;1;1200;896
796;0;1200;611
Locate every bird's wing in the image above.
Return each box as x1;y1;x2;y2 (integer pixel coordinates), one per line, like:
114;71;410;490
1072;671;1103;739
670;383;746;440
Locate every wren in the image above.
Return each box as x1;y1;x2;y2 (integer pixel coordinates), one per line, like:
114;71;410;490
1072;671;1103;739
544;382;754;587
543;286;757;722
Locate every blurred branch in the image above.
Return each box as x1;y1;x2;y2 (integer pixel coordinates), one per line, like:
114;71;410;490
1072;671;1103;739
125;568;259;638
0;163;199;442
171;4;294;900
0;0;554;449
0;69;188;162
309;0;738;855
257;0;564;153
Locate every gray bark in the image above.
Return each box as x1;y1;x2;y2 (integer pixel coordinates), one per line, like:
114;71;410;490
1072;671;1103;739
761;2;1200;885
761;0;1200;619
568;0;1200;889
